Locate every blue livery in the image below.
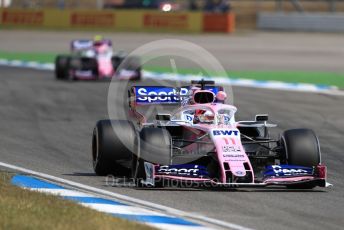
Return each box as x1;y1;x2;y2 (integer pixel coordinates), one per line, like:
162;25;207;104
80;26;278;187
212;129;239;136
135;86;188;104
134;86;222;104
264;165;314;177
156;164;209;178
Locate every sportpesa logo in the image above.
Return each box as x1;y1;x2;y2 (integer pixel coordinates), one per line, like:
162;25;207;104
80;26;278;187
272;165;309;176
136;87;189;103
157;164;209;177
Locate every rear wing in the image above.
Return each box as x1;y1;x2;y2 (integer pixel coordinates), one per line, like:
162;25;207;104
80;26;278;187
129;85;224;107
70;39;112;51
70;39;93;51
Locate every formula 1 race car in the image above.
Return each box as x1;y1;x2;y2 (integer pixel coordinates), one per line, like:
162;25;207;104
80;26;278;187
92;80;328;189
55;39;141;80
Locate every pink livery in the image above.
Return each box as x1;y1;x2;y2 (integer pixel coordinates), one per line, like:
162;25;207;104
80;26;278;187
55;39;141;81
92;79;330;189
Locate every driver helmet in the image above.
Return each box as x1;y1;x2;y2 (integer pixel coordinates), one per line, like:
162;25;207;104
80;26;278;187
194;109;214;124
93;35;104;46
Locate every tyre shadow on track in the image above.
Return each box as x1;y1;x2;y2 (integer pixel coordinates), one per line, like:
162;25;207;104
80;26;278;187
110;182;327;192
63;172;98;177
133;188;326;193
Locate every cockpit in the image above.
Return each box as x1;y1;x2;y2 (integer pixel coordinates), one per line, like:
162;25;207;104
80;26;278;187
172;105;237;126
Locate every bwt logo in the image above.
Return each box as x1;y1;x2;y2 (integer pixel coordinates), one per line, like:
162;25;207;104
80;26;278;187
212;130;239;136
136;87;189;103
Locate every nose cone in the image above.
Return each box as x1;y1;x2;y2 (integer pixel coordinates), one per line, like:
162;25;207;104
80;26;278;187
98;60;113;76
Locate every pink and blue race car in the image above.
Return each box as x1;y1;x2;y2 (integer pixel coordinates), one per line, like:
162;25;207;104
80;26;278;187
55;39;141;81
92;80;328;189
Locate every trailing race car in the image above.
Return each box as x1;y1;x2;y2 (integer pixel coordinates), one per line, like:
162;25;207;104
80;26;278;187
92;80;329;189
55;38;141;81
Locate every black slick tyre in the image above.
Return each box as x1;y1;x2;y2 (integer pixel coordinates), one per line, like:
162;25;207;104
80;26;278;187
281;129;321;189
55;55;69;80
92;120;136;176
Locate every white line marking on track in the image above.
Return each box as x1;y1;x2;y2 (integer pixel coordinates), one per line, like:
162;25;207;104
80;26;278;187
81;203;165;216
0;161;254;230
29;188;96;197
149;223;212;230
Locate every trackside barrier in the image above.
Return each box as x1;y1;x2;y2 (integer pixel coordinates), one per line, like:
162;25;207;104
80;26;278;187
203;13;235;33
258;12;344;32
0;8;235;33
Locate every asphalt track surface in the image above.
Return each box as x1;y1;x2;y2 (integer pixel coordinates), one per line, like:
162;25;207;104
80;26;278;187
0;31;344;230
1;30;344;72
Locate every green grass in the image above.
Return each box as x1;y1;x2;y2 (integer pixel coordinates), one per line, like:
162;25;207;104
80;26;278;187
1;50;344;88
0;51;56;63
0;173;156;230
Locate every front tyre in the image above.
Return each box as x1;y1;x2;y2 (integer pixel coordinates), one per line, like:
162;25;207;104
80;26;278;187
55;55;69;80
281;129;321;189
126;56;141;81
115;56;141;81
92;120;136;176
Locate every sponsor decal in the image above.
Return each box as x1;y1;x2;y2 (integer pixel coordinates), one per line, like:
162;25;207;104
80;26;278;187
72;40;93;50
2;10;44;25
264;165;314;177
71;12;114;27
222;145;241;153
75;70;93;77
156;164;209;177
143;14;188;29
135;87;188;104
213;130;239;136
223;154;245;158
184;114;194;122
135;86;222;105
235;171;245;176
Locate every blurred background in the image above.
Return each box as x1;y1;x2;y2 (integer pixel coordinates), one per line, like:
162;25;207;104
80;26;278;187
1;0;344;76
1;0;344;31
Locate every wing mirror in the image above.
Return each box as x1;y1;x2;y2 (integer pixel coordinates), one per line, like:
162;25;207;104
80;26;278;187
255;114;269;122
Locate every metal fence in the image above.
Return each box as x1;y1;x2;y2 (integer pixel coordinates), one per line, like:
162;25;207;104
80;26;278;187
272;0;342;12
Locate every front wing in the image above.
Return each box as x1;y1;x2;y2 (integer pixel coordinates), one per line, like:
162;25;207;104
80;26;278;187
142;163;330;188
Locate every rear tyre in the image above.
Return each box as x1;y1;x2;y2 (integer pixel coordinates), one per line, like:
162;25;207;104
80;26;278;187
281;129;321;189
55;55;69;80
92;120;136;176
